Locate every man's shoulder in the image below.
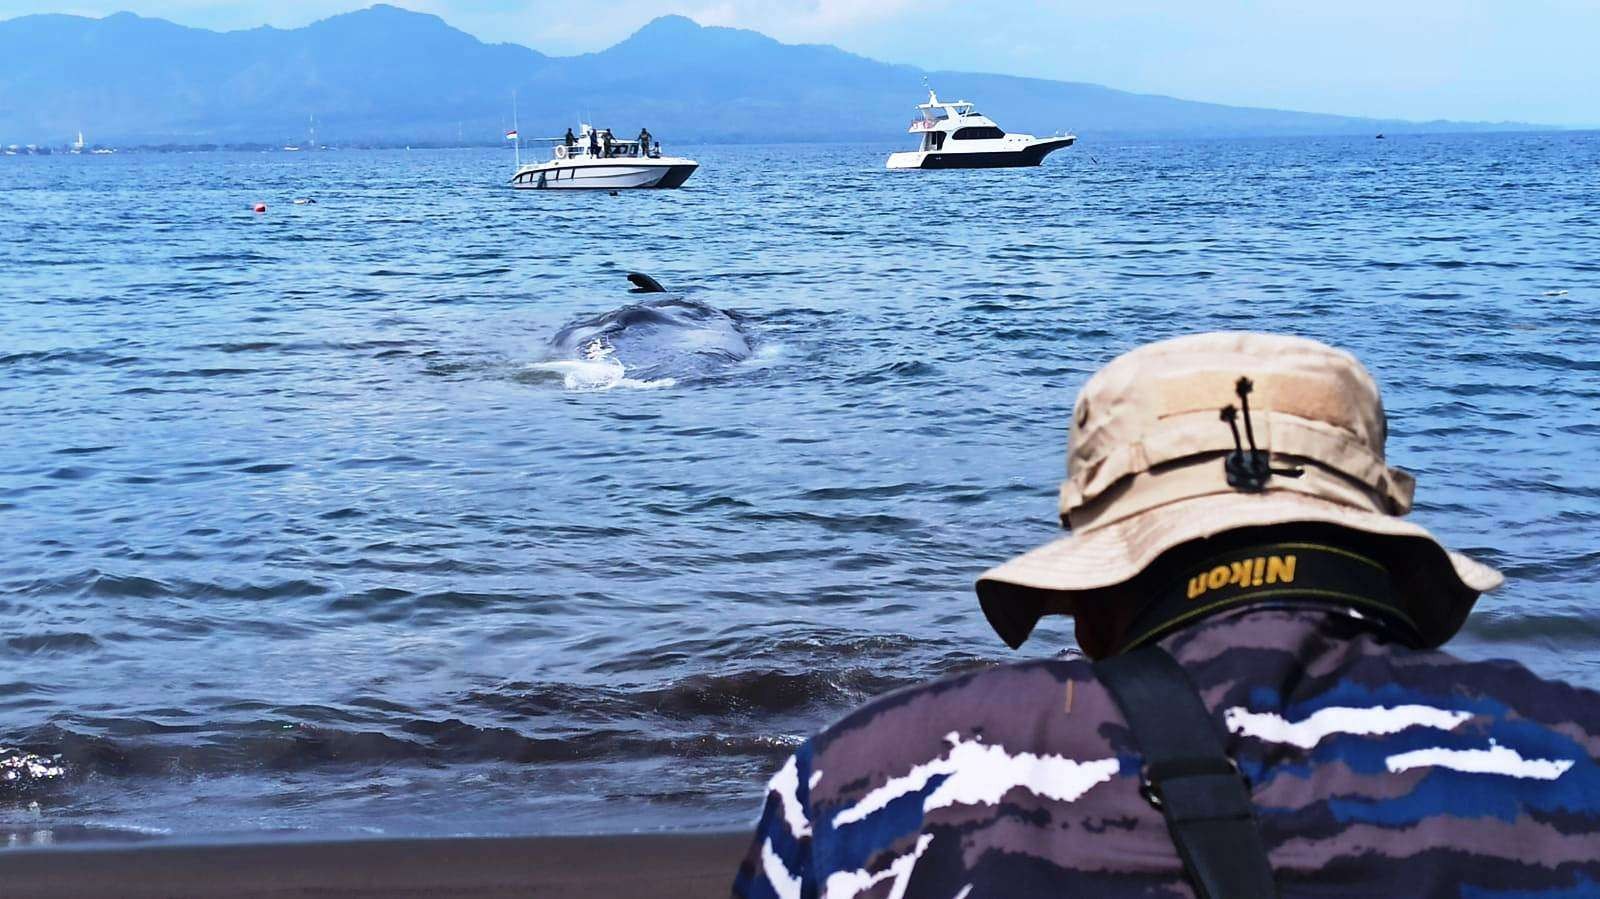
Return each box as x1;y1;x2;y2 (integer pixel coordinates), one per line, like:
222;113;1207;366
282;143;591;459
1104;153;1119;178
1170;608;1600;730
820;656;1091;733
804;656;1120;795
799;629;1600;804
1385;646;1600;745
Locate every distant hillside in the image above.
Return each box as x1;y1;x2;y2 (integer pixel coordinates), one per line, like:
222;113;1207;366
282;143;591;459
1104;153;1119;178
0;5;1539;146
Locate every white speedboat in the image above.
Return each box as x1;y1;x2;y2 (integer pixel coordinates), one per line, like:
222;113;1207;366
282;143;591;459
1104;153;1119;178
510;124;697;190
886;91;1075;170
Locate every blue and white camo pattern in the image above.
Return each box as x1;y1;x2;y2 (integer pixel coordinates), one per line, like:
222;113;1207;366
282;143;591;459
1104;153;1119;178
734;607;1600;898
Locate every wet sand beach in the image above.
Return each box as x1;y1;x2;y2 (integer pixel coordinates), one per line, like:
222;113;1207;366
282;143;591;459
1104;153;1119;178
0;832;748;897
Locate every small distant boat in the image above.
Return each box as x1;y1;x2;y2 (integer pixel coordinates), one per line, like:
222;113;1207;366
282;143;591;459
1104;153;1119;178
509;124;697;190
1376;133;1387;140
887;90;1075;170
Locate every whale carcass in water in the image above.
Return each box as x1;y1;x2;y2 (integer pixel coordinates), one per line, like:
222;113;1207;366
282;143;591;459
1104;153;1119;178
529;279;754;389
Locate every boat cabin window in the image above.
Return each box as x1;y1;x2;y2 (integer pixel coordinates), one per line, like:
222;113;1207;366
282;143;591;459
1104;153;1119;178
952;126;1005;140
926;132;946;151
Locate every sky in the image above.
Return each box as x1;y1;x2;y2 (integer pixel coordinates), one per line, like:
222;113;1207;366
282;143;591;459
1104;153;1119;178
5;0;1595;126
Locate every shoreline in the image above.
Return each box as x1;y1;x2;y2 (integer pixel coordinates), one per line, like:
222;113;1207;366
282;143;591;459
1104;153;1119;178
0;831;749;897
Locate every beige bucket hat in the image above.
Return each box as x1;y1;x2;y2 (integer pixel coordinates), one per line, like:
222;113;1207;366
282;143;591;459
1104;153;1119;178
977;332;1502;650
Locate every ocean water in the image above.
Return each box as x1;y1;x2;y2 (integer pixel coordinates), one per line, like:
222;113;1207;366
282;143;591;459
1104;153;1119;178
2;134;1598;846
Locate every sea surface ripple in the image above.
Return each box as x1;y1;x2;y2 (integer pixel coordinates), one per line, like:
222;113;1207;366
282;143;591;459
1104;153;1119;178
2;134;1598;843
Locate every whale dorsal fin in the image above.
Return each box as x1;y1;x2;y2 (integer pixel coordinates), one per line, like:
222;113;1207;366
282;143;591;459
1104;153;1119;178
627;272;667;293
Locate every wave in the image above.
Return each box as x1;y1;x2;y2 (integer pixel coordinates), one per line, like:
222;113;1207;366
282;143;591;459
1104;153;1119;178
0;654;993;800
1;747;66;799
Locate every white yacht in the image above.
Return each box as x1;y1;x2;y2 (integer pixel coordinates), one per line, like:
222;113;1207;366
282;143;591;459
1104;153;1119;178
510;124;697;190
886;91;1075;170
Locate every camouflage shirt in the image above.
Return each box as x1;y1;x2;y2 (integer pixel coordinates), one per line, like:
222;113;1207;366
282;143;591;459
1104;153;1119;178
733;607;1600;898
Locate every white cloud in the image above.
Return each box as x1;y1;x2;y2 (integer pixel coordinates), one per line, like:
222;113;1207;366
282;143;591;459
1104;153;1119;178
416;0;928;54
688;0;920;36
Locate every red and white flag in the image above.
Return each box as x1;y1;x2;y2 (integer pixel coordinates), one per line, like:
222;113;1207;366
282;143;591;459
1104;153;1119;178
505;130;519;140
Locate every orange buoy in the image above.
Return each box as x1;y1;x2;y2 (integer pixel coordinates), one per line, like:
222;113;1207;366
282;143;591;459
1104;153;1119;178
253;202;267;213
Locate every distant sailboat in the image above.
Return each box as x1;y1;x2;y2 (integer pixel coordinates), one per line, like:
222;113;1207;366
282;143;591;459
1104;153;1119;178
70;129;114;154
287;115;320;152
284;115;315;151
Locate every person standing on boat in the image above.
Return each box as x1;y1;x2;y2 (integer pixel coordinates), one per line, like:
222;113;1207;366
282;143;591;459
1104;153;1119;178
733;332;1600;898
564;127;576;149
587;129;599;158
638;127;652;157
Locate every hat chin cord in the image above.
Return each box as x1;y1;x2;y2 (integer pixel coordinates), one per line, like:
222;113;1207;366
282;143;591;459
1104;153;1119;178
1221;377;1304;492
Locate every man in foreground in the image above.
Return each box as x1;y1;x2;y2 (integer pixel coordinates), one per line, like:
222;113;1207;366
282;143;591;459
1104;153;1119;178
734;332;1600;897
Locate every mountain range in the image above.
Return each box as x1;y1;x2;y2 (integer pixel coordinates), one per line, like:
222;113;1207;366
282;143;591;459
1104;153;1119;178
0;5;1541;146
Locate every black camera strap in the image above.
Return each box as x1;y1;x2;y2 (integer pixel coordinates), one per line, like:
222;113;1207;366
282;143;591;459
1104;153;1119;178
1119;542;1419;653
1094;645;1278;899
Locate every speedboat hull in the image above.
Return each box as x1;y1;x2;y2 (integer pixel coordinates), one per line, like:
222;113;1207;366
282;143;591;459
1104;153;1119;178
510;158;698;190
887;136;1075;170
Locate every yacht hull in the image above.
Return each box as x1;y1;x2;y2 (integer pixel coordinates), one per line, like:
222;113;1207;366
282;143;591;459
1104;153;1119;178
887;136;1075;171
510;160;698;190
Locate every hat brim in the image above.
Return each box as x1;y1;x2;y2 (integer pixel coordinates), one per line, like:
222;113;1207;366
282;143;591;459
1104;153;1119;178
976;491;1502;650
